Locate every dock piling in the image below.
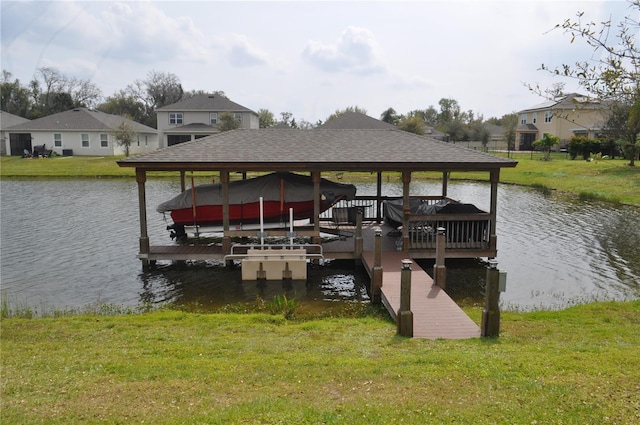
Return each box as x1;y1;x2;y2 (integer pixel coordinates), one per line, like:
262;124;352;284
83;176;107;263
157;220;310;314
371;230;383;303
397;259;414;337
481;259;501;337
433;227;447;289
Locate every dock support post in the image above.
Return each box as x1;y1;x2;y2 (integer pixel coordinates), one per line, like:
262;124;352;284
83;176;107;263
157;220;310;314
401;171;411;252
397;259;413;337
221;171;233;267
433;227;447;289
371;229;383;303
489;170;499;252
136;169;151;269
354;209;363;265
481;259;501;337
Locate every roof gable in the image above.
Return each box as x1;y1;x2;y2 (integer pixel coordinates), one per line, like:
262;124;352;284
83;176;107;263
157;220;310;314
156;94;256;114
4;108;157;133
1;111;30;130
518;93;603;113
317;112;396;129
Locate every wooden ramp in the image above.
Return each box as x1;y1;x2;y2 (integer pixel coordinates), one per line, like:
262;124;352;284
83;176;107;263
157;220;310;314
362;251;480;339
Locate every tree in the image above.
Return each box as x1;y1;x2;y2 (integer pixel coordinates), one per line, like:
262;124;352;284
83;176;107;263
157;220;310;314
533;133;560;161
500;113;519;152
279;111;294;127
113;120;136;157
325;105;368;122
257;108;276;128
97;90;146;123
534;0;640;165
469;119;491;151
298;120;315;130
397;115;425;135
1;70;32;117
444;119;466;142
380;107;399;125
67;77;101;109
29;67;102;116
183;89;226;99
437;98;460;125
127;70;184;128
423;106;439;127
217;112;240;132
605;99;640;165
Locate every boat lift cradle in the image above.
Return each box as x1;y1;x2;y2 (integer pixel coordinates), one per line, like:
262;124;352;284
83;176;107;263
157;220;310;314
223;199;323;280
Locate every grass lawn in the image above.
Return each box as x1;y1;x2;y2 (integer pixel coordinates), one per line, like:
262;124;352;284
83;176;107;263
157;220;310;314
2;153;639;206
1;301;639;424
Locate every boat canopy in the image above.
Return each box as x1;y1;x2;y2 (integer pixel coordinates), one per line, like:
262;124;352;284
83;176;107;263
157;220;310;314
157;172;356;213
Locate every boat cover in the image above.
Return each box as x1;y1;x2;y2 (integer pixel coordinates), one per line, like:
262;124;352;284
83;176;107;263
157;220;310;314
383;198;486;228
157;172;356;213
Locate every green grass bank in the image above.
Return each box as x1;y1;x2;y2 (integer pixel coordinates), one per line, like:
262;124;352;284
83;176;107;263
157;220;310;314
2;153;639;206
1;301;638;424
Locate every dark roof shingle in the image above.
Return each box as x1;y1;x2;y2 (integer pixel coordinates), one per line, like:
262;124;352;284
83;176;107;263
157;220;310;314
119;128;517;172
155;94;256;113
317;112;396;130
5;108;156;133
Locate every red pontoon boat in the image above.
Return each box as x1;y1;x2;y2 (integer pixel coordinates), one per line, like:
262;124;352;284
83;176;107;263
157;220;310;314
157;172;356;238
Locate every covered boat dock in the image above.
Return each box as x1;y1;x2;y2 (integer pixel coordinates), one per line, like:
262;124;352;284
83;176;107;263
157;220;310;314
118;128;516;338
117;128;517;263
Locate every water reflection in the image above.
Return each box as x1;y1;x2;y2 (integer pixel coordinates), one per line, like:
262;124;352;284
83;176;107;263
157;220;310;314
136;259;369;310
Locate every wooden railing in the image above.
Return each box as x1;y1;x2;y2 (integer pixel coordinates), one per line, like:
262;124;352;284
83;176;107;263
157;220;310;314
323;196;492;252
322;195;453;223
407;213;492;250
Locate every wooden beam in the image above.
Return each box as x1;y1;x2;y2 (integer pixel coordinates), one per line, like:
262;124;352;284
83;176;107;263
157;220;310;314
401;171;411;252
135;169;150;267
221;171;231;255
312;171;321;245
489;169;499;254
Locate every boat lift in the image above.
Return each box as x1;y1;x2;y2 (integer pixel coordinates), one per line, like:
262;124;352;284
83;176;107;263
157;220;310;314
223;198;323;280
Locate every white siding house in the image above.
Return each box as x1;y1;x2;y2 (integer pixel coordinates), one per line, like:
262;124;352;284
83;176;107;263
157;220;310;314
4;108;158;156
156;94;259;148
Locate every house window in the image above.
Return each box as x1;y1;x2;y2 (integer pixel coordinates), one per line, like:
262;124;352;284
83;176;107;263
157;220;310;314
169;112;183;125
210;113;218;125
234;113;243;123
54;133;62;147
145;135;148;146
100;133;108;148
544;111;553;123
137;135;140;147
532;113;537;124
520;114;527;125
81;133;89;148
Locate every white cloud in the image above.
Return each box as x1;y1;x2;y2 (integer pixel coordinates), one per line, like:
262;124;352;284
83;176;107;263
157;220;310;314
302;26;386;75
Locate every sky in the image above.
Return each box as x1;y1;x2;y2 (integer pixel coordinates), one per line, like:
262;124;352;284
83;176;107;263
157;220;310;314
1;0;633;124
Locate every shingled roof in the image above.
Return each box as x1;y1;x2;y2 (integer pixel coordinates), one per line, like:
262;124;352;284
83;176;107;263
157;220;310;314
118;128;517;172
5;108;156;133
155;94;256;113
317;111;396;130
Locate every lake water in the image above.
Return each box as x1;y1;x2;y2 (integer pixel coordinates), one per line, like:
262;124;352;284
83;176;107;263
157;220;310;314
1;179;638;313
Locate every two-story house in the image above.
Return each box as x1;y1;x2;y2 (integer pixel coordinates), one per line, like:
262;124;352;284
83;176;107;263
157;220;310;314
515;93;607;150
3;108;158;156
155;94;259;148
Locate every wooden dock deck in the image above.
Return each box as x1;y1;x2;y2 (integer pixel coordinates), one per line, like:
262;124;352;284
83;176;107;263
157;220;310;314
362;250;480;339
